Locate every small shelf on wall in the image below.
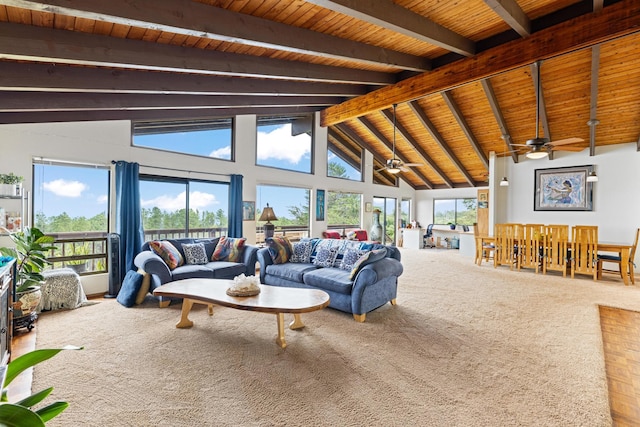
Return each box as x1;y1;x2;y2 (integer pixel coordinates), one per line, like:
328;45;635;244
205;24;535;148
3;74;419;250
0;191;29;235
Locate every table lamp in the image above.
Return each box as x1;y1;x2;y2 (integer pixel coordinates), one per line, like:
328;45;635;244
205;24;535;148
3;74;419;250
259;203;278;239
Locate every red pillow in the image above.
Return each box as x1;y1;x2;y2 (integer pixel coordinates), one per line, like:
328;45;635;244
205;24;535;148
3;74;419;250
322;231;341;239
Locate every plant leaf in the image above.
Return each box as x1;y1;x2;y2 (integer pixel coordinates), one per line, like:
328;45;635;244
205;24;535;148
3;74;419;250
15;387;53;408
3;346;83;388
35;401;69;422
0;403;45;426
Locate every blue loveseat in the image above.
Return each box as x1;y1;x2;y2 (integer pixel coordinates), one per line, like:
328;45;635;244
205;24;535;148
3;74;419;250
257;238;403;322
134;237;258;307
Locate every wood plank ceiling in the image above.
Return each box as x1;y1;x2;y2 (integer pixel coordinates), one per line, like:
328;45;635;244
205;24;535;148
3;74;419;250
1;0;639;189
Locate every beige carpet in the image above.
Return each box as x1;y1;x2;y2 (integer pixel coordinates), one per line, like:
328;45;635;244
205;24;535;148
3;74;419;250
33;249;640;426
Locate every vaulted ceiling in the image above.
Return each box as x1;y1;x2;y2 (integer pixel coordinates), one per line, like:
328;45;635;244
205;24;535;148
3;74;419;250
1;0;639;189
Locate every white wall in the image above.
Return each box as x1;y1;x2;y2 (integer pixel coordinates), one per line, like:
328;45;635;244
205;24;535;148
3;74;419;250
0;114;415;294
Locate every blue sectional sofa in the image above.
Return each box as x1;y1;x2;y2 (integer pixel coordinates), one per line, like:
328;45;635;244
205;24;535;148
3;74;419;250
134;237;258;307
257;238;403;322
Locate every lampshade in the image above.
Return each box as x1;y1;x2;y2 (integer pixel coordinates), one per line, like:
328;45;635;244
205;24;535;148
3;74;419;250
586;171;598;182
526;150;549;160
387;167;401;174
258;203;278;223
499;177;509;187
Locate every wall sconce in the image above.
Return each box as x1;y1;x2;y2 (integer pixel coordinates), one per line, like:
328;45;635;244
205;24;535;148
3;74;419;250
586;170;598;182
258;203;278;239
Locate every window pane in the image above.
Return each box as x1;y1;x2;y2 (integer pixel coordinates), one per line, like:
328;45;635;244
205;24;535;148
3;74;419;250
188;181;229;237
33;164;109;233
400;198;411;228
456;198;477;226
327;191;361;227
434;199;456;225
256;115;312;173
373;196;396;244
133;119;233;160
256;185;310;242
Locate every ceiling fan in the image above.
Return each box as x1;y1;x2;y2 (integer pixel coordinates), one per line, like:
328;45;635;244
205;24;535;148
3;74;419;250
376;104;423;174
511;61;586;159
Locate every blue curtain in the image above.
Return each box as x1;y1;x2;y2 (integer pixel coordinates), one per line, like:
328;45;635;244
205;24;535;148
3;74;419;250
114;161;145;282
228;174;243;238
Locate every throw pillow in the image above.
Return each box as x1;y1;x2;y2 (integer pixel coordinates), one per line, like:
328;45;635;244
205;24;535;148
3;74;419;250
149;240;184;270
135;268;151;305
339;248;366;271
349;248;387;280
290;241;312;263
117;270;144;307
212;237;247;262
182;242;208;265
266;236;293;264
313;246;339;268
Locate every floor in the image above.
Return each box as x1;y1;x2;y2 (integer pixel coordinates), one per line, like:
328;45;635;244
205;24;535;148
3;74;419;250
8;301;640;425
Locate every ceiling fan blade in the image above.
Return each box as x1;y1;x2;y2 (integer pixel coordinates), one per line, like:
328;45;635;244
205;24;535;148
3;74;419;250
551;145;587;152
548;137;584;146
403;163;423;167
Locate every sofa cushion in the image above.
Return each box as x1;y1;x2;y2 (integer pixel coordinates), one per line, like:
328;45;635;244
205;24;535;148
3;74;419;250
333;240;364;268
266;262;317;282
171;264;215;281
195;238;220;260
290;241;312;263
339;248;367;271
182;242;208;265
303;267;354;295
313;246;339;268
149;240;184;270
322;230;341;239
117;270;144;307
207;261;247;279
310;239;341;261
349;248;387;280
266;236;293;264
212;237;246;262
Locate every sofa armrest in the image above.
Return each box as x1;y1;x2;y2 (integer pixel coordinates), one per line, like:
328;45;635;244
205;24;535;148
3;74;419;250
134;251;172;285
352;257;403;291
256;247;274;283
242;245;259;276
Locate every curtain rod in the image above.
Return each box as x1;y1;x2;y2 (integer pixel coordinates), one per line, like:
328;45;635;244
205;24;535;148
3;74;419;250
114;161;234;178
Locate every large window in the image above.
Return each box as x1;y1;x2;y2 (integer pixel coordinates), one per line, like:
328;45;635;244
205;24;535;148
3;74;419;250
373;196;396;245
433;198;477;226
33;162;109;233
327;191;361;227
132;119;233;160
256;115;313;173
140;176;229;239
256;185;310;242
327;149;362;181
400;198;411;228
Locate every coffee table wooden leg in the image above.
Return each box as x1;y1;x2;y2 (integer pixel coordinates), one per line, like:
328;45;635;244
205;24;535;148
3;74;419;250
289;313;305;330
207;304;214;316
276;312;287;349
176;298;195;328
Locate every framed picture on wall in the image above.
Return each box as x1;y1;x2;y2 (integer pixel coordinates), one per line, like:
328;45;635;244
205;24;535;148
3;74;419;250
534;165;594;211
242;201;255;221
316;189;325;221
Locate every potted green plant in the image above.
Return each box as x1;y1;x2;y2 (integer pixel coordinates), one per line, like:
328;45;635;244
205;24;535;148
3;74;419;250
448;222;456;230
0;345;83;425
0;226;56;331
0;173;23;197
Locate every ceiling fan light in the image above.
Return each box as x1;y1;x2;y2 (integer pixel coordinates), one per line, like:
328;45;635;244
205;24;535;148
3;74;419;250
526;150;549;160
499;177;509;186
387;167;401;174
586;171;598;182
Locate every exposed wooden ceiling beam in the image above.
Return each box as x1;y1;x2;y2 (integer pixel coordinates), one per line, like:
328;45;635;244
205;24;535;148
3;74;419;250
332;123;400;187
0;0;429;72
305;0;474;57
321;0;640;125
481;79;518;163
483;0;531;37
0;92;343;112
354;117;432;189
588;45;601;156
0;106;321;124
0;22;394;86
0;62;368;97
407;100;474;186
441;91;489;169
380;108;453;188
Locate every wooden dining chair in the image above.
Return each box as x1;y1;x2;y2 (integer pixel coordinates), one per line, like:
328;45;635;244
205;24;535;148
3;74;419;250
542;224;569;277
494;223;517;270
598;228;639;284
571;225;599;280
518;224;544;273
473;222;494;265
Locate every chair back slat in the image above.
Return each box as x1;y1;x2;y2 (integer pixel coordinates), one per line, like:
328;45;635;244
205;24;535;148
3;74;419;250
571;225;598;280
542;224;569;276
518;224;544;273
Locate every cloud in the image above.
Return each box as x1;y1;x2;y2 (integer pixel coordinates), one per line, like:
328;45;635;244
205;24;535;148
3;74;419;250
43;179;87;198
97;194;108;204
257;123;310;164
141;191;218;212
210;146;231;159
